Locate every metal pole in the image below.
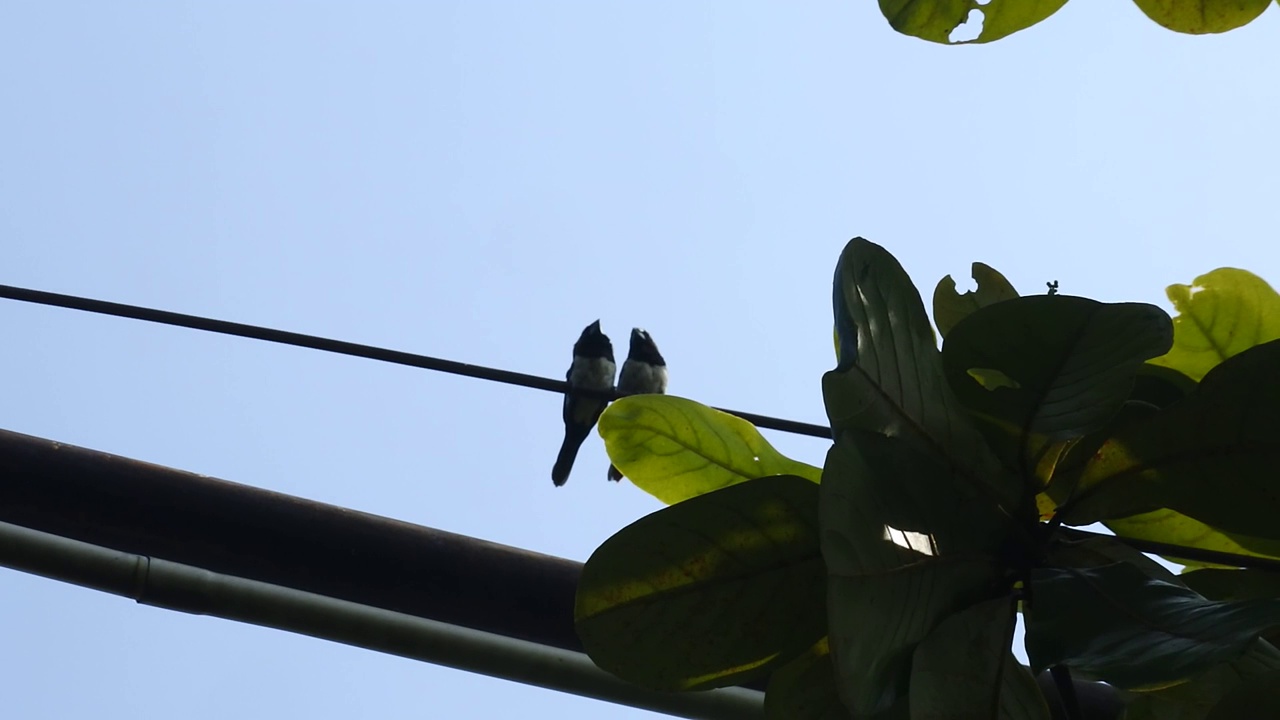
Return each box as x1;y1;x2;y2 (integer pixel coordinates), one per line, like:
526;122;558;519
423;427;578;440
0;520;764;720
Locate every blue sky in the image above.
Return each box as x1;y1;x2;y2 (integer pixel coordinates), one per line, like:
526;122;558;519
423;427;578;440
2;3;1277;718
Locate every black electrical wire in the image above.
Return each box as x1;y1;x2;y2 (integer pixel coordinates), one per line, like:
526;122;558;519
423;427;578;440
0;284;831;439
7;282;1280;572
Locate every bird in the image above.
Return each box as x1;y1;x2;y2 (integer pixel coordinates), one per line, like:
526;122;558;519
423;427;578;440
608;328;667;482
552;320;616;486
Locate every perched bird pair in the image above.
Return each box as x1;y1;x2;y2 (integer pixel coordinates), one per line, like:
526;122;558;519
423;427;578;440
550;321;667;486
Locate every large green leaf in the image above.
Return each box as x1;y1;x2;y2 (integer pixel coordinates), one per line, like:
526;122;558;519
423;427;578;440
942;296;1172;479
910;597;1050;719
933;262;1019;339
764;638;847;720
1045;533;1181;582
1025;562;1280;689
1106;510;1280;570
829;560;1000;716
877;0;1068;44
821;440;1006;716
575;475;824;691
599;395;821;505
1204;668;1280;719
1131;0;1272;34
1148;267;1280;381
825;237;1020;518
1068;341;1280;536
1122;642;1280;720
1183;569;1280;602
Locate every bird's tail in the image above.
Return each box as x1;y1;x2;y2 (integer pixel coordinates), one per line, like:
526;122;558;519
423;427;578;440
607;464;623;482
552;429;590;487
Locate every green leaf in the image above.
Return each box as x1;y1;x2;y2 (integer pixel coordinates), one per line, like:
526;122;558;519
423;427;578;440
829;560;1000;715
933;262;1019;339
821;442;1005;715
1106;510;1280;570
599;395;821;505
764;638;848;720
1148;268;1280;381
575;475;824;691
1132;364;1198;409
1069;341;1280;536
1131;0;1272;34
825;237;1020;518
1204;668;1280;719
910;597;1050;719
1122;642;1280;720
1025;562;1280;689
1046;534;1181;583
942;296;1172;478
877;0;1068;44
1183;569;1280;603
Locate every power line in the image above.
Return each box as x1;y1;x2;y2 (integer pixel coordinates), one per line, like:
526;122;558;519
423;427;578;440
0;283;831;439
8;282;1278;572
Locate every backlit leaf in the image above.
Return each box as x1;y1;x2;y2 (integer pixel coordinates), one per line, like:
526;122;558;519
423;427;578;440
1148;267;1280;381
1131;0;1272;34
599;395;821;505
1106;510;1280;570
933;262;1019;339
878;0;1068;44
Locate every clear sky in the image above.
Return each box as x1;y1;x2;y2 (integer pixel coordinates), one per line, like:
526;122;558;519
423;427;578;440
2;3;1277;718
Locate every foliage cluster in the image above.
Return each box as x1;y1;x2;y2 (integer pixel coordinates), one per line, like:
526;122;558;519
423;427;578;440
879;0;1277;44
575;238;1280;719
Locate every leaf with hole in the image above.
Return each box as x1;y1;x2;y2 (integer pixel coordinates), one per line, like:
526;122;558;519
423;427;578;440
878;0;1068;44
910;597;1050;719
933;261;1019;339
1068;341;1280;537
599;395;820;505
1148;267;1280;381
575;475;824;691
1025;562;1280;689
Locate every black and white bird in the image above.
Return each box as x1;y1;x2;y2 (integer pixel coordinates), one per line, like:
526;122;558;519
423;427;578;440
608;328;667;482
551;320;616;487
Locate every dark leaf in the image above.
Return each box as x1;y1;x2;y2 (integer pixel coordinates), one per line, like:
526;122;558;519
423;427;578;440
1025;562;1280;689
821;441;1006;716
910;597;1050;719
825;238;1020;519
942;296;1172;480
764;638;848;720
1069;341;1280;537
575;475;824;690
